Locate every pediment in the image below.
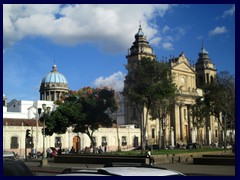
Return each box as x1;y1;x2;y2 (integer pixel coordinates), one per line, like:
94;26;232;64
172;62;195;73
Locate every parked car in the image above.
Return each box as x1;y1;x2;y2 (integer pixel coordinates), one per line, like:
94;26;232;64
57;163;186;176
3;151;15;160
186;143;201;149
3;160;34;176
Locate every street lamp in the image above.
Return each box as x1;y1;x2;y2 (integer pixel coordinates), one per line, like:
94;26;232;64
115;112;121;152
39;104;51;167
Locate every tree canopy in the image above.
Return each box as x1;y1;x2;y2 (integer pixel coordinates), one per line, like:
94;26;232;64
123;57;176;150
43;86;118;149
202;71;235;128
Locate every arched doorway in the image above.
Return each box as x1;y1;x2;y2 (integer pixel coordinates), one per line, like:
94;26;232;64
73;136;81;153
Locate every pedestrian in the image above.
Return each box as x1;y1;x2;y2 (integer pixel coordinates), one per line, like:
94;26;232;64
46;148;51;158
146;148;155;165
70;146;75;153
57;146;62;155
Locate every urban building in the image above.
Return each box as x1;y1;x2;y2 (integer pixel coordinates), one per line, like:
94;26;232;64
3;64;140;157
124;25;229;148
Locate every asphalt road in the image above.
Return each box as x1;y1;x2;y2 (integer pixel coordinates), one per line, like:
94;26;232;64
24;160;235;176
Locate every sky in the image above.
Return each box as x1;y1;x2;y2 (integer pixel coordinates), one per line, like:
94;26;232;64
3;4;235;102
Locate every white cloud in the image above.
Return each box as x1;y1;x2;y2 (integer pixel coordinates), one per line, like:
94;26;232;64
209;26;228;36
162;42;174;50
149;37;162;46
222;5;235;18
162;25;170;34
94;71;125;92
3;4;173;53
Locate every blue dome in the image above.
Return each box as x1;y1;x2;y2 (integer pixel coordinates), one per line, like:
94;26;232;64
41;64;68;84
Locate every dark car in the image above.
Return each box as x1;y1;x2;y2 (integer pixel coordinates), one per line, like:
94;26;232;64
3;160;34;176
186;143;201;149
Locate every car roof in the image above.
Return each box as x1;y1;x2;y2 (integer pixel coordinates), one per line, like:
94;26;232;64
3;151;14;158
100;167;183;176
57;165;185;176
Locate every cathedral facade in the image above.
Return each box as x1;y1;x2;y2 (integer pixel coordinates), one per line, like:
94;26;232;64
124;25;221;148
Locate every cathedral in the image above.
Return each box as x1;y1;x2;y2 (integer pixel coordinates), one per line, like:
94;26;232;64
124;25;221;148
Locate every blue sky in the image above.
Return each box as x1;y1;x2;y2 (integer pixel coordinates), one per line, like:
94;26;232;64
3;4;235;102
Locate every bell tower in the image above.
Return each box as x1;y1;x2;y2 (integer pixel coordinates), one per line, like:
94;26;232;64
126;25;156;63
195;43;217;88
124;25;156;125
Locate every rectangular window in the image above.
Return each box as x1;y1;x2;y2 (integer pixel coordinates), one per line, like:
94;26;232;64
152;128;155;138
55;137;62;147
101;137;107;146
122;136;127;146
11;137;19;149
51;91;54;101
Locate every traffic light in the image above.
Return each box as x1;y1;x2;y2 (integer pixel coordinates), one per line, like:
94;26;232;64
26;137;34;148
26;129;31;138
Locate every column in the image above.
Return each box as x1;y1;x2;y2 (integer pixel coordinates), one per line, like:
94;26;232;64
191;127;195;143
170;127;174;147
179;104;183;141
187;105;192;143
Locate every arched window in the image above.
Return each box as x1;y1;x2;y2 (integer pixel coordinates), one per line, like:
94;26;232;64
210;76;214;83
206;73;209;84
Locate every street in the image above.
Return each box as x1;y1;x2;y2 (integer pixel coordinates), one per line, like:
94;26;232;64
24;160;235;176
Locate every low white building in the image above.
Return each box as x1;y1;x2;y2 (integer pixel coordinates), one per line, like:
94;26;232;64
3;95;140;157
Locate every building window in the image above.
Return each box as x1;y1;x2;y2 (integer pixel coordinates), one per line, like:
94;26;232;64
55;137;62;147
51;91;54;101
210;76;214;83
206;73;209;84
122;136;127;146
152;128;155;138
11;136;19;149
101;136;107;146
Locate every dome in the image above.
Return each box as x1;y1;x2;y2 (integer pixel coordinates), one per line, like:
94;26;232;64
199;47;209;55
41;64;68;84
135;25;145;38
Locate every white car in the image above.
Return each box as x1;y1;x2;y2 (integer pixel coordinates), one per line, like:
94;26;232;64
57;163;186;176
3;151;15;160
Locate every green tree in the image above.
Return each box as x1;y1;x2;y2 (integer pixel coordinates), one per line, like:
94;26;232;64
149;62;176;149
192;71;235;147
124;58;176;151
44;87;118;153
203;71;235;147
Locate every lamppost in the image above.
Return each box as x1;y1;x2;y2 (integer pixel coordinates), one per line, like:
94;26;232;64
115;113;121;152
38;104;51;167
